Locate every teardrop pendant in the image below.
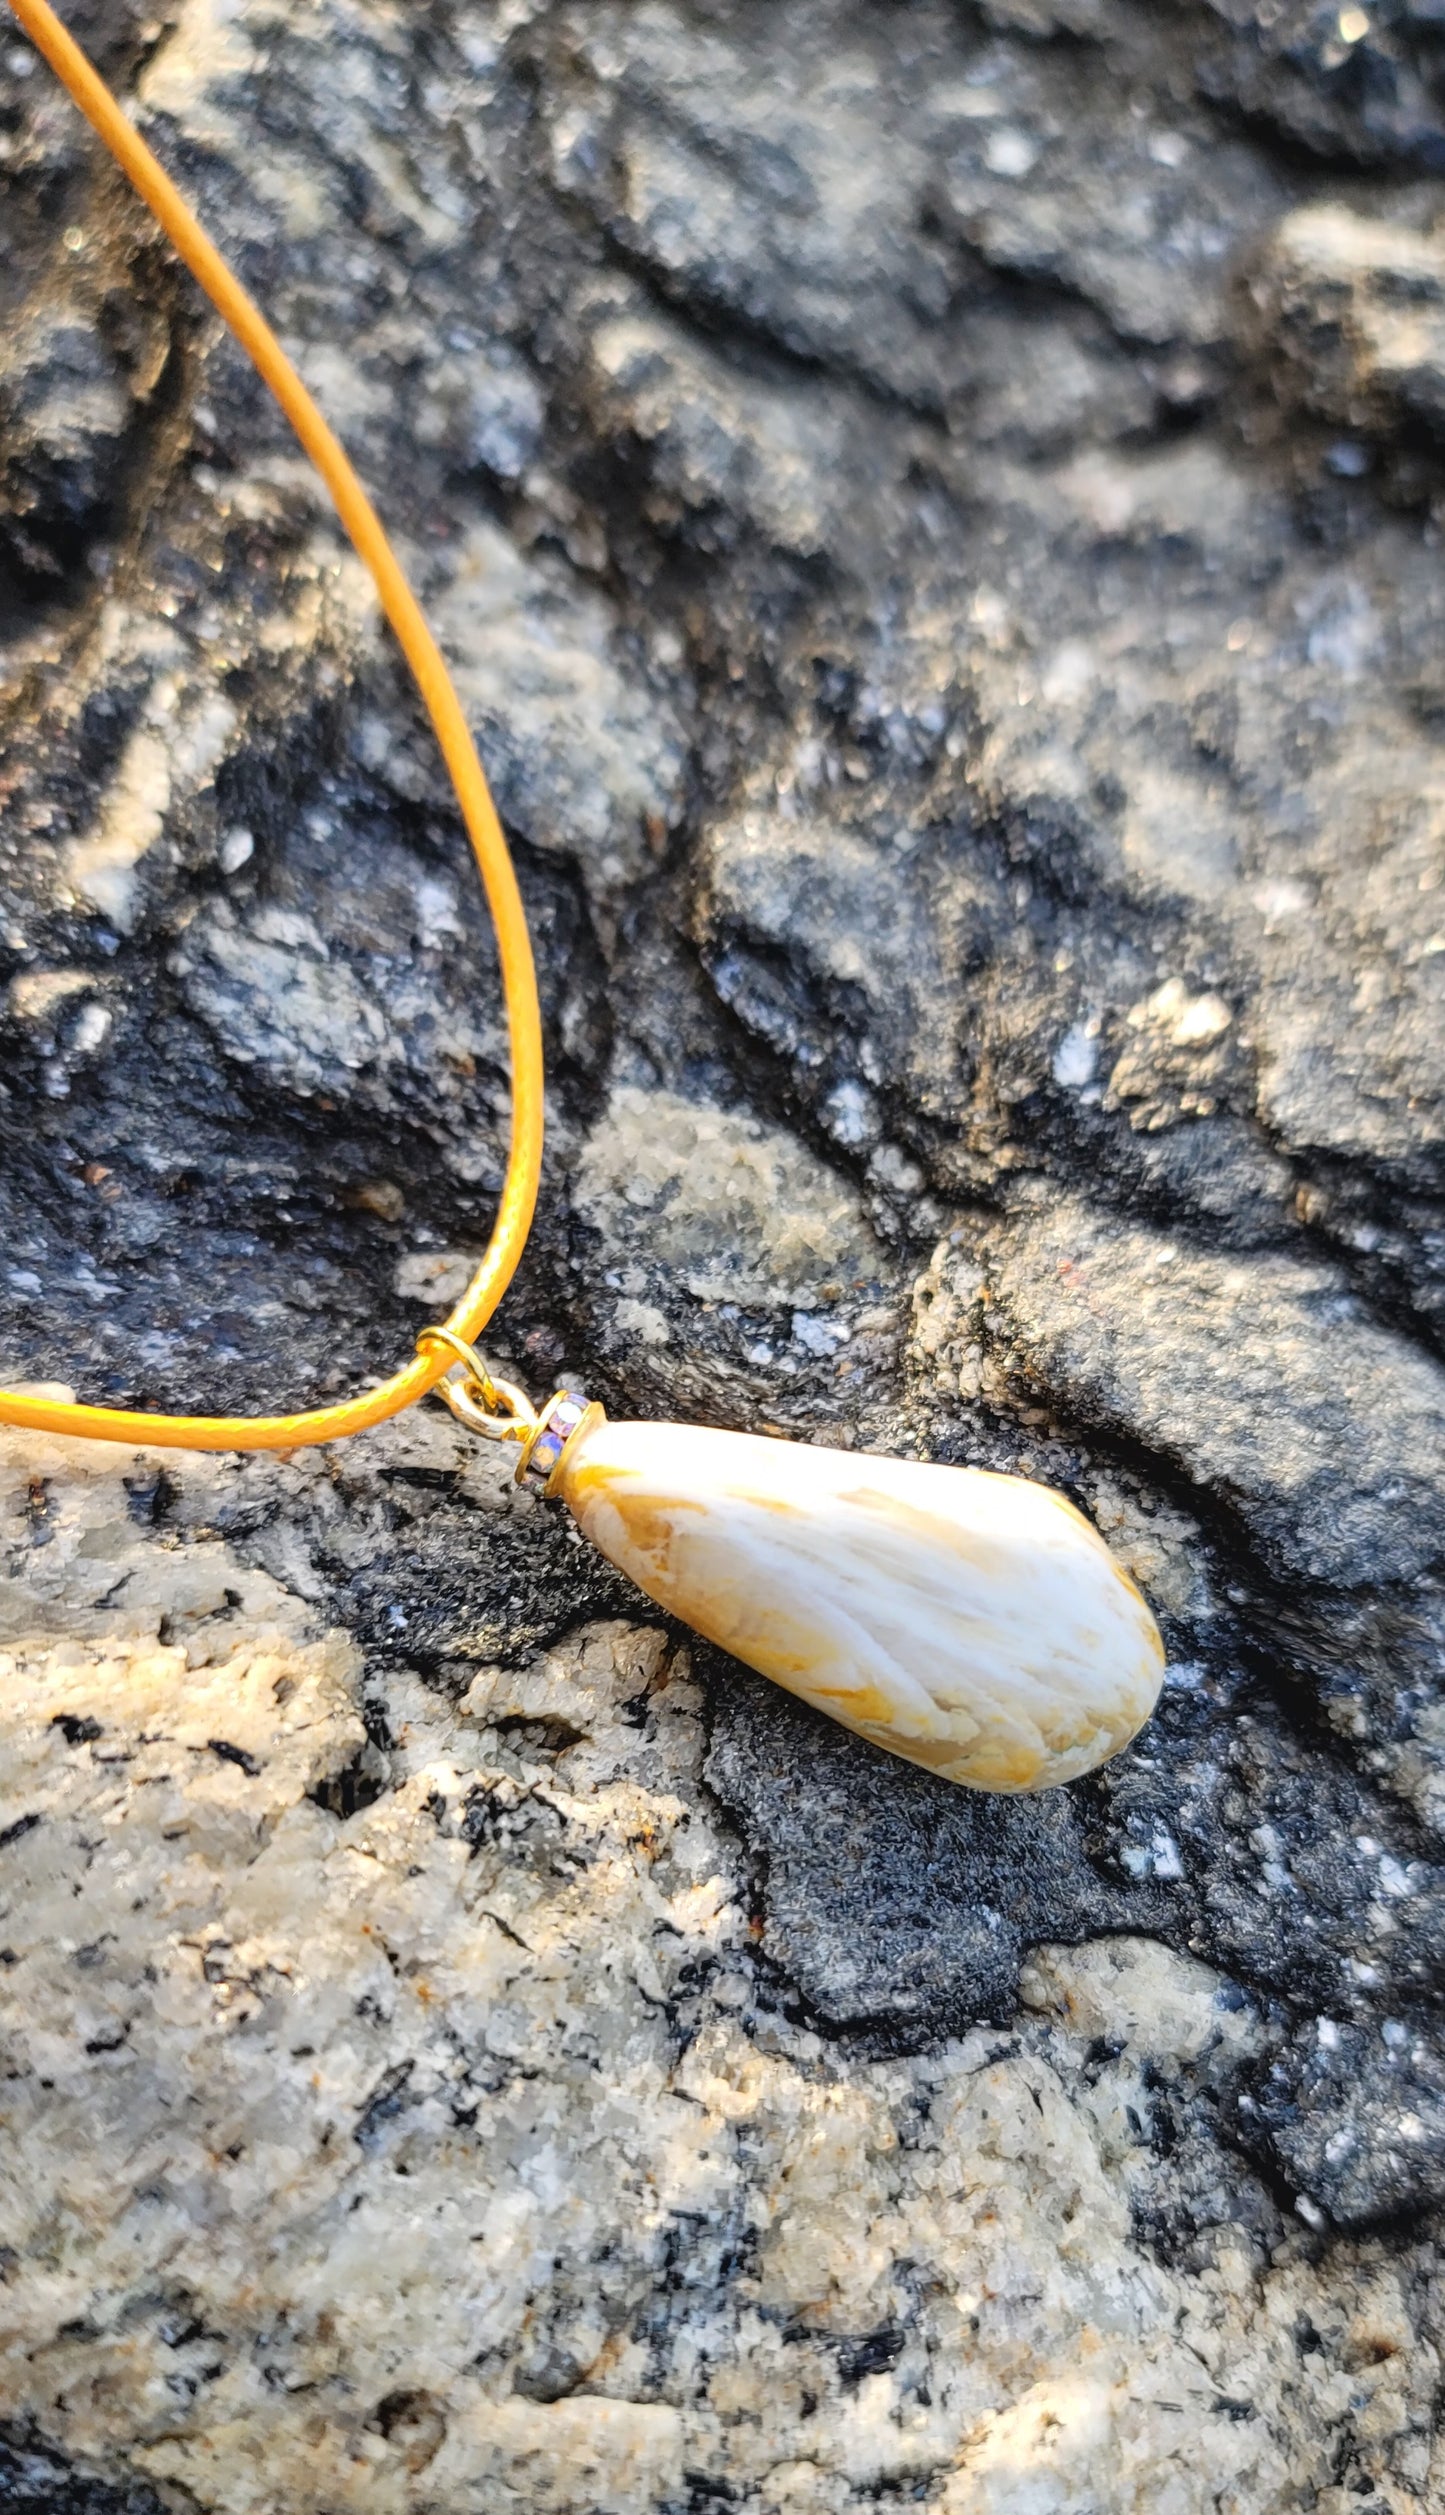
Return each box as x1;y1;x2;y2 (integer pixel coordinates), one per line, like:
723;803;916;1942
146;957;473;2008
503;1395;1164;1796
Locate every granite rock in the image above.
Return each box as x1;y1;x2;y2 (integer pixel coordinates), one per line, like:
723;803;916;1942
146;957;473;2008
1195;0;1445;170
2;0;1445;2503
0;1420;1440;2511
1248;202;1445;449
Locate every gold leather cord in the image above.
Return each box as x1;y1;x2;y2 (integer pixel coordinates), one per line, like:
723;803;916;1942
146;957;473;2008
0;0;546;1450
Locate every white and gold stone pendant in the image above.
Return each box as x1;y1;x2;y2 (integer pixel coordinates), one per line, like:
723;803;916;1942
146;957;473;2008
433;1360;1165;1794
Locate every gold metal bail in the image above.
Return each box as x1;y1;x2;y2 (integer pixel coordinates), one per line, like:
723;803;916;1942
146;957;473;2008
416;1328;538;1443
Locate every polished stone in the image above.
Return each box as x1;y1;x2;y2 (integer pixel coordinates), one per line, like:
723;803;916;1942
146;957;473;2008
558;1419;1165;1792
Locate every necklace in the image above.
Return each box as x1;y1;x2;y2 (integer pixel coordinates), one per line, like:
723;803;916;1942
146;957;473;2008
1;0;1165;1796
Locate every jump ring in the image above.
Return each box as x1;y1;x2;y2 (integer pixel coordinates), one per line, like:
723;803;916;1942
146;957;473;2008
416;1329;539;1443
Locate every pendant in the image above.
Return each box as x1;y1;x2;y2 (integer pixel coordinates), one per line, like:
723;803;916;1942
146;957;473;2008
424;1339;1164;1795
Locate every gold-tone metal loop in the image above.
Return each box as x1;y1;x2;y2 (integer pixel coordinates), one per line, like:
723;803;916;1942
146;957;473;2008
416;1326;502;1406
415;1329;538;1443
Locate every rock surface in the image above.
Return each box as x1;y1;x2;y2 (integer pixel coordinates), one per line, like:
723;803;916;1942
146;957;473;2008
1;0;1445;2506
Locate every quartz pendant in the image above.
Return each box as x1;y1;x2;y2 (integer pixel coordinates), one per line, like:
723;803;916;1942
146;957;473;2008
533;1408;1164;1794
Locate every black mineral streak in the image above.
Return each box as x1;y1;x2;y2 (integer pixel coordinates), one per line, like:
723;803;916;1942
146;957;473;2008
0;2429;163;2515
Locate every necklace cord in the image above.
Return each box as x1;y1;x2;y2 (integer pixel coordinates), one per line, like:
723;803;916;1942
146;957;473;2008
0;0;546;1451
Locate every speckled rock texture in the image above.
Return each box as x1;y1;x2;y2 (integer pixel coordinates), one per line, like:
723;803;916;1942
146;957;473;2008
2;0;1445;2507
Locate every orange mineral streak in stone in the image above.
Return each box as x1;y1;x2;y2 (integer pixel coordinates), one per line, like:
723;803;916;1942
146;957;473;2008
567;1465;831;1681
805;1681;907;1728
563;1464;701;1593
836;1483;1028;1585
956;1740;1049;1792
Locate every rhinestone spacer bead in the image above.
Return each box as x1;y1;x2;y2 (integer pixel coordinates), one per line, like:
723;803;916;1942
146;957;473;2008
514;1390;595;1493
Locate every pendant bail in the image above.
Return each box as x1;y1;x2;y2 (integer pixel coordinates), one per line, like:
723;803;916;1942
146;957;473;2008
416;1329;599;1491
416;1328;537;1443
